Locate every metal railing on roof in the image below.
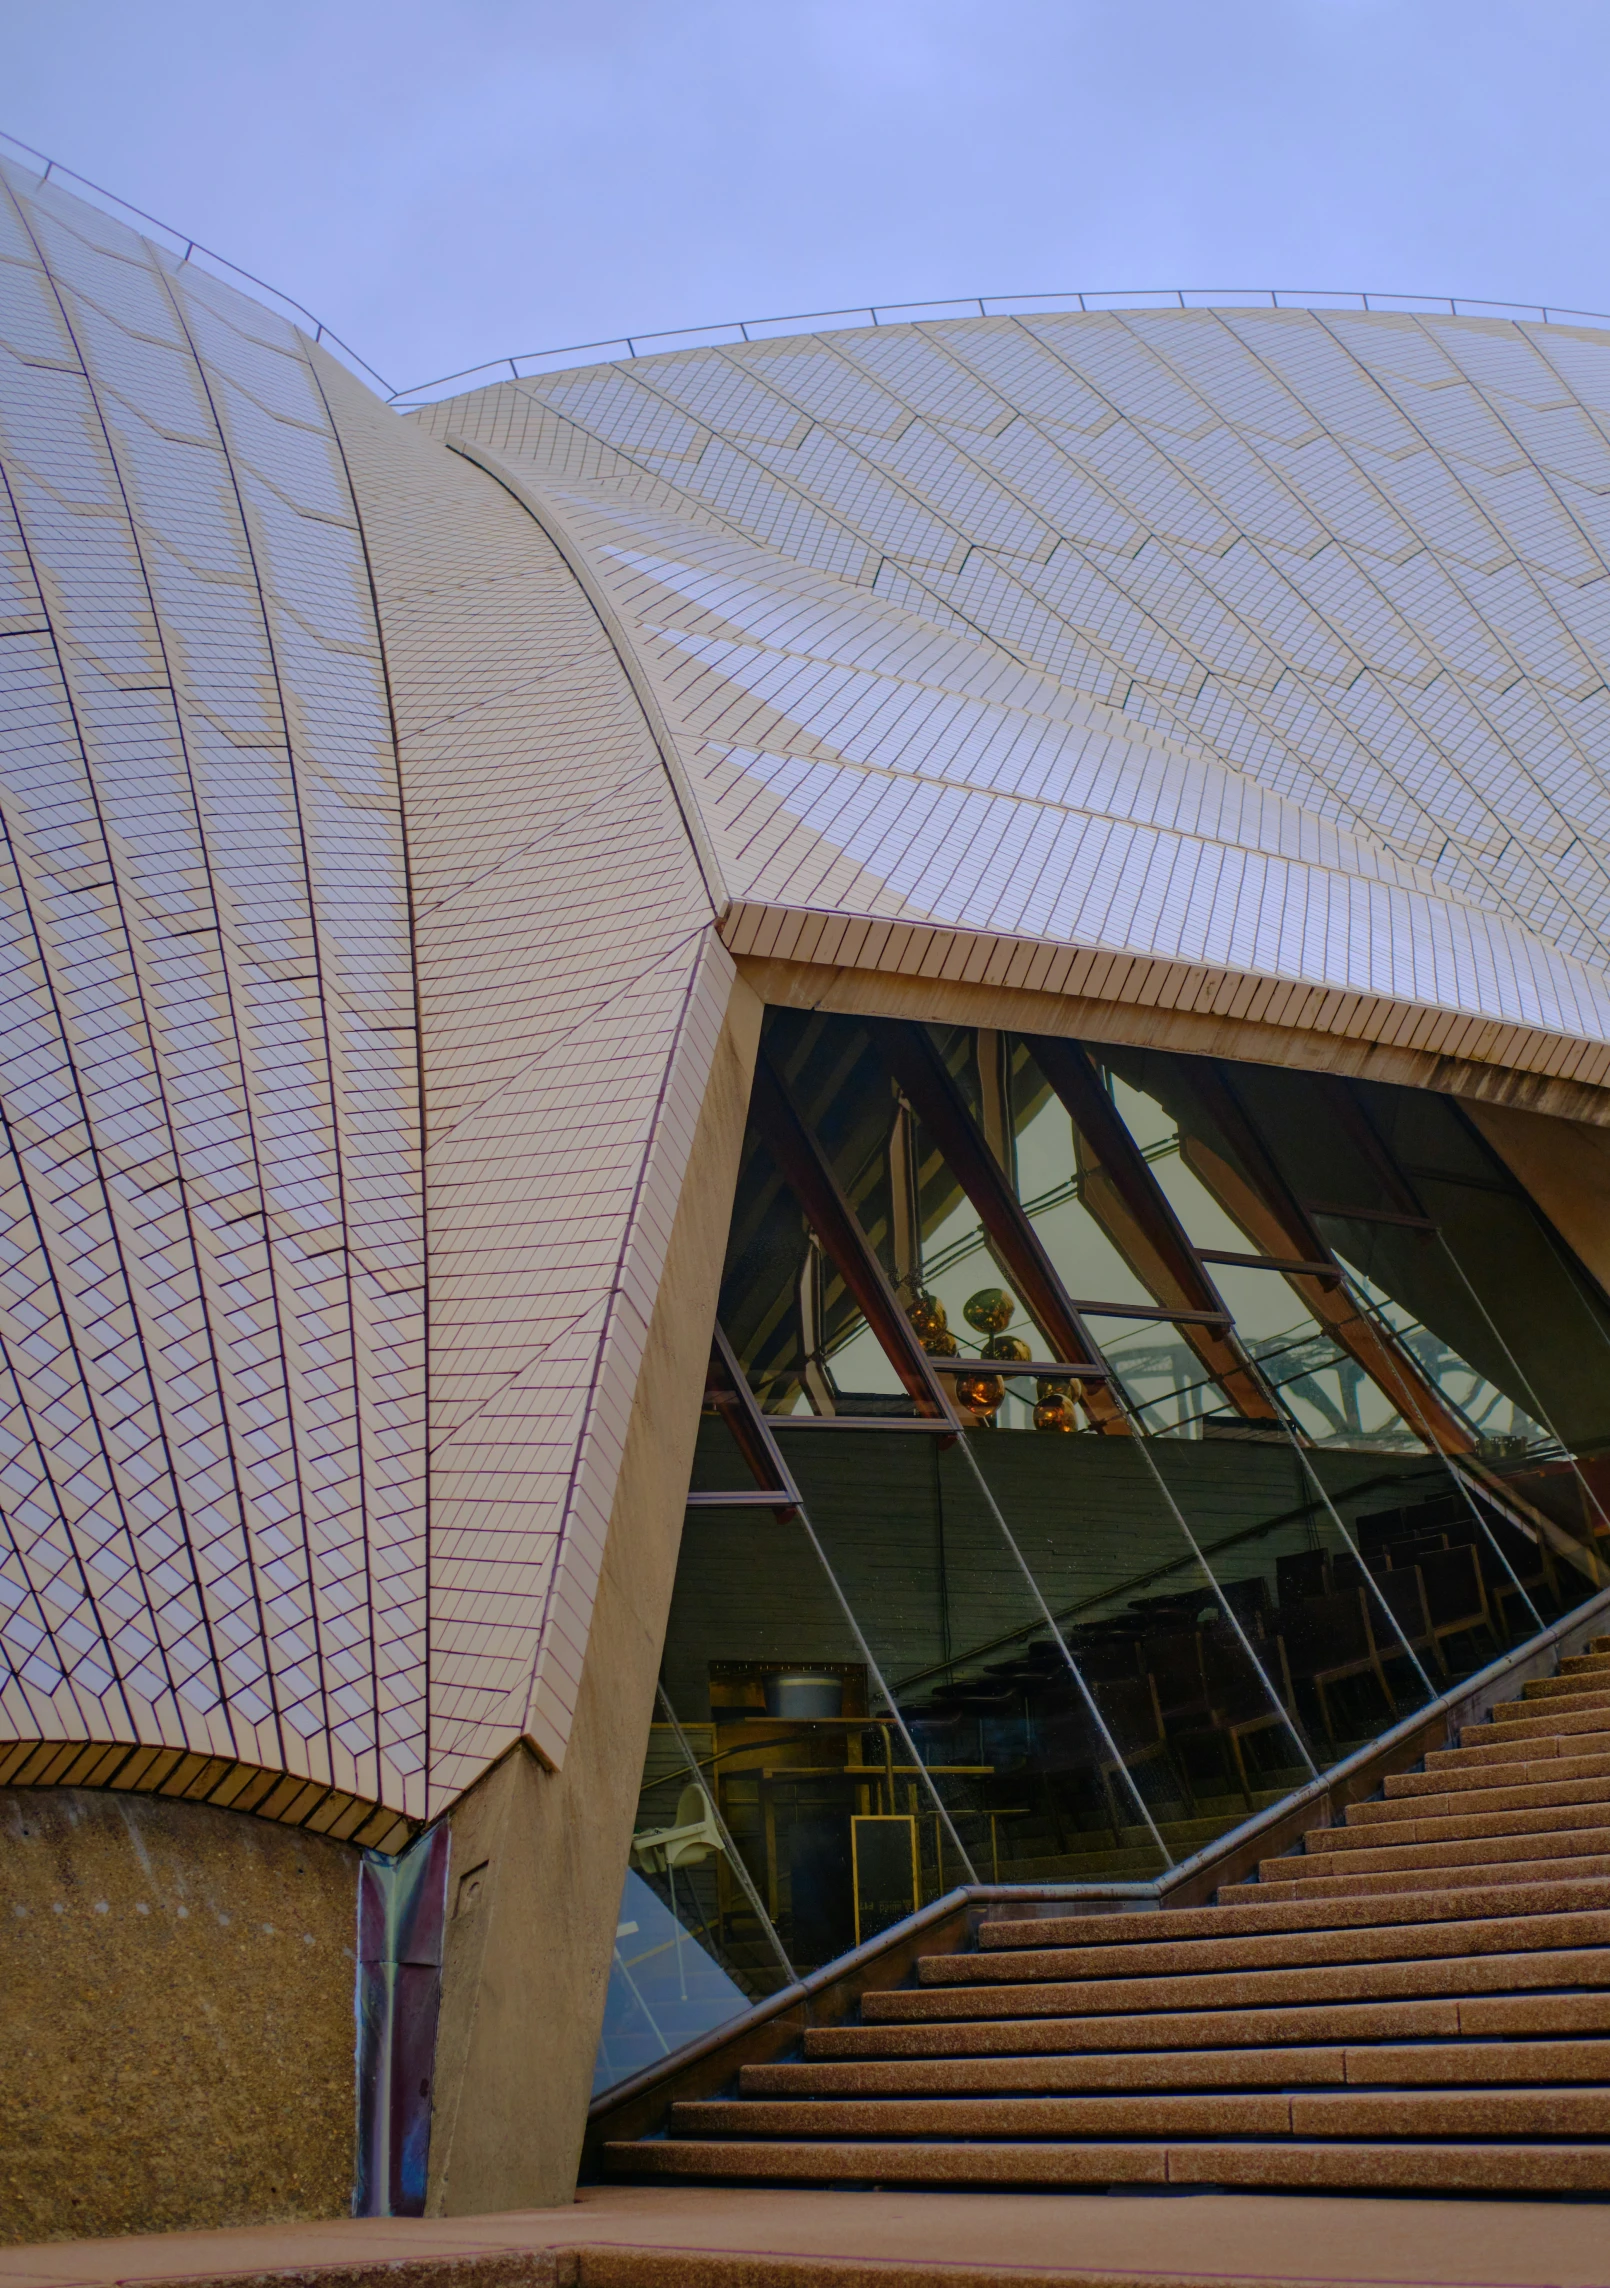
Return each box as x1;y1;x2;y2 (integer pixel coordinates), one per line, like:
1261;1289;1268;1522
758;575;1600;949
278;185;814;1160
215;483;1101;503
0;128;395;397
9;128;1610;416
388;285;1610;406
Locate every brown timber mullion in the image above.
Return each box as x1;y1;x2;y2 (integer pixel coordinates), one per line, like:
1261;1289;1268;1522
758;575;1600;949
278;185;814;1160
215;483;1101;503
1180;1058;1476;1455
1184;1059;1333;1263
1311;1093;1591;1558
874;1023;1125;1431
1028;1035;1278;1422
748;1051;957;1423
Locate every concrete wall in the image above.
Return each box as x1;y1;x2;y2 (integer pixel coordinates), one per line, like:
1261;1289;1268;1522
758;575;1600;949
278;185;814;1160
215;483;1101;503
1;1788;359;2244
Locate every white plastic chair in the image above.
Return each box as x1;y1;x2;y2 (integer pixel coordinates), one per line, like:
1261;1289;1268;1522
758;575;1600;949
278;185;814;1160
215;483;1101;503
630;1782;724;1872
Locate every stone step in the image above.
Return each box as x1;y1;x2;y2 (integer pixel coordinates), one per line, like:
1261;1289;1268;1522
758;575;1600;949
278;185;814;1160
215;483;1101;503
1280;1825;1610;1883
802;1988;1610;2059
740;2037;1610;2098
983;1877;1610;1947
668;2089;1610;2141
1384;1748;1610;1799
930;1907;1610;1986
1305;1799;1610;1854
859;1942;1610;2023
1225;1853;1610;1902
1432;1725;1610;1771
1522;1672;1610;1702
605;2136;1610;2194
1346;1771;1610;1826
1490;1700;1610;1741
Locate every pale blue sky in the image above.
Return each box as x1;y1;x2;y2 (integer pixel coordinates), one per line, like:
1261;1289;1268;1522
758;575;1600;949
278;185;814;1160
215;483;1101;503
4;0;1608;398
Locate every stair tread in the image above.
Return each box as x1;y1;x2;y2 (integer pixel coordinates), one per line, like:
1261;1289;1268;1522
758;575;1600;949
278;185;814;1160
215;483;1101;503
1227;1854;1610;1901
1388;1750;1610;1798
804;1990;1610;2057
986;1876;1610;1944
743;2038;1610;2096
1484;1703;1610;1741
1281;1827;1610;1880
606;2137;1610;2193
1304;1801;1610;1850
1426;1731;1610;1774
864;1941;1610;2021
956;1902;1610;1978
671;2089;1610;2137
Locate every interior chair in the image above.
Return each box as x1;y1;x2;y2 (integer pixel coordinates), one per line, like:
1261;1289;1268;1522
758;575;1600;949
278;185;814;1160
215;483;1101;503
1277;1548;1330;1605
1066;1630;1145;1683
1477;1515;1560;1629
1142;1626;1261;1805
1367;1562;1442;1679
1188;1621;1298;1807
1274;1586;1395;1745
1417;1542;1498;1668
1127;1591;1206;1625
1214;1575;1272;1631
1382;1532;1452;1567
1089;1670;1196;1831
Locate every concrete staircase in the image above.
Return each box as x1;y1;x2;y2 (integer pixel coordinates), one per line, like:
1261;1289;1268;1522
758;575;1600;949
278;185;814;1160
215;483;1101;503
604;1639;1610;2195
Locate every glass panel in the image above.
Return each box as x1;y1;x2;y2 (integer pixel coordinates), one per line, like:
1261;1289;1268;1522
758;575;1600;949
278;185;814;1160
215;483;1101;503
593;1687;797;2099
661;1485;882;1970
593;1866;751;2098
602;1011;1610;2096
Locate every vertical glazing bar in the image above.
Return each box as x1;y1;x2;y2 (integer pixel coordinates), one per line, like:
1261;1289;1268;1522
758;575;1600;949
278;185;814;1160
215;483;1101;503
1111;1384;1321;1780
790;1494;981;1885
1030;1035;1276;1421
1265;1405;1438;1701
954;1435;1175;1868
875;1024;1122;1426
655;1683;796;1988
1434;1229;1610;1544
1336;1272;1558;1619
750;1053;957;1420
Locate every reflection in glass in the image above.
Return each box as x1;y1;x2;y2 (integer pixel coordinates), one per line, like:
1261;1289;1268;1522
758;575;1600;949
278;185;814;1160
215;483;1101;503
592;1866;750;2097
596;1014;1610;2096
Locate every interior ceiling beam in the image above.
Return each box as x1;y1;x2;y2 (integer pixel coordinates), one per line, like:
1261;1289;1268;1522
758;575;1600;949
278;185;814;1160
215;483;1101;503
1323;1083;1607;1583
872;1022;1126;1431
689;1324;804;1515
1027;1034;1280;1423
748;1050;958;1423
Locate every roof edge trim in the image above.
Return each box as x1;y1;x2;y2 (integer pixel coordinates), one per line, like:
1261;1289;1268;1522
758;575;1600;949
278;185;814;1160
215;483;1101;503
723;900;1610;1118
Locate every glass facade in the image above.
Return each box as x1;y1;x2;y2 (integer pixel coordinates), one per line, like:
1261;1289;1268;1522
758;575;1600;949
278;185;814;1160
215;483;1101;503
596;1013;1610;2092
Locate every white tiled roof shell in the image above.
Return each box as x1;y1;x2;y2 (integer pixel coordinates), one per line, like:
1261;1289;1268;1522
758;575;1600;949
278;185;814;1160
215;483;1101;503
0;161;429;1809
419;306;1610;1075
0;161;733;1813
311;355;725;1797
